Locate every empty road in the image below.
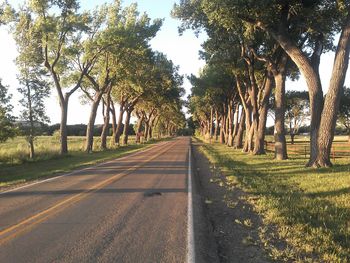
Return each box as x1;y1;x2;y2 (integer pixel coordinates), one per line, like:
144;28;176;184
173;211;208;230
0;137;192;263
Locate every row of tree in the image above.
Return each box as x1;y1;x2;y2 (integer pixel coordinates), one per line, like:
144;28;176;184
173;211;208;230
0;0;185;158
173;0;350;167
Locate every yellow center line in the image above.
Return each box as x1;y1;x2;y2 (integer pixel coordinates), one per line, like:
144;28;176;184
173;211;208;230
0;140;177;245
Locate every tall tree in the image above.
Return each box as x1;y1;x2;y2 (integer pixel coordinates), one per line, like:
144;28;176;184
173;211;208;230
15;8;50;158
80;2;162;151
175;0;350;167
20;0;92;154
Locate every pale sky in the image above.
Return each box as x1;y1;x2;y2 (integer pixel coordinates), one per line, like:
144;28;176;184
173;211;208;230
1;0;206;124
0;1;349;126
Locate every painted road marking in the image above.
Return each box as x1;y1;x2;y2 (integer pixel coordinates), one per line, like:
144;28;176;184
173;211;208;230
187;147;195;263
0;140;173;195
0;140;178;245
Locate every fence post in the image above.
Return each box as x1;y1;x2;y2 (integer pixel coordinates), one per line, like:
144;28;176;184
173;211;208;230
304;145;307;159
332;146;335;162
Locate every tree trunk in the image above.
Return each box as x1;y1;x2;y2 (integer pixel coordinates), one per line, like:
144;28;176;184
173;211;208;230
291;133;295;145
232;105;239;140
274;72;288;160
234;109;245;149
135;114;144;143
123;109;133;146
214;110;219;141
110;100;117;146
59;96;69;155
247;63;260;153
27;82;35;159
227;102;234;147
219;115;225;144
100;93;111;150
260;26;323;165
315;16;350;167
85;92;103;153
243;105;253;152
209;107;213;140
115;103;125;146
144;121;150;141
225;107;229;144
149;117;156;139
253;74;273;155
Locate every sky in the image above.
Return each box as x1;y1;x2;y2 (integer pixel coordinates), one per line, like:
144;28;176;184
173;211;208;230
0;0;206;125
0;0;349;126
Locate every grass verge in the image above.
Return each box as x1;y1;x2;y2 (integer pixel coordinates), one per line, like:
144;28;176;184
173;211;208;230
195;137;350;262
0;138;169;189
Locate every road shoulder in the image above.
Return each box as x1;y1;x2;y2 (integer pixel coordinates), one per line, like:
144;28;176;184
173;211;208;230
192;140;271;263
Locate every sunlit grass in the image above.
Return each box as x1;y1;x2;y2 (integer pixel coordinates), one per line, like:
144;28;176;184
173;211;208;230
195;137;350;262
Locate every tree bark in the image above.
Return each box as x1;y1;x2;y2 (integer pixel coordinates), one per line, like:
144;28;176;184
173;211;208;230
257;24;323;165
219;115;225;144
100;91;111;150
209;107;213;141
115;102;125;146
234;109;245;149
59;96;69;155
85;92;103;152
232;105;239;140
123;108;133;145
316;15;350;167
135;111;144;143
227;102;234;147
253;73;273;155
214;110;219;141
274;72;288;160
110;100;117;145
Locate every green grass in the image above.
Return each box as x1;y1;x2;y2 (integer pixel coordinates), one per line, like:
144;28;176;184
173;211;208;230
195;137;350;262
0;136;166;188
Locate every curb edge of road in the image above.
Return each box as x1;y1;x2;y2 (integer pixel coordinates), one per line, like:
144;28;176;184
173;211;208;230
187;144;195;263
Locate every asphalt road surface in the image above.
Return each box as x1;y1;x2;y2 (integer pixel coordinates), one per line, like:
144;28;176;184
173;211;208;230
0;137;192;263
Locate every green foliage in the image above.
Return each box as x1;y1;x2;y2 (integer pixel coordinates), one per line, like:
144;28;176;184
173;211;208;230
338;87;350;133
0;80;17;142
14;7;51;141
285;91;310;135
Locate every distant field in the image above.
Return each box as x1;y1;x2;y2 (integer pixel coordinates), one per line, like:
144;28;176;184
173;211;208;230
196;137;350;262
0;136;137;164
0;135;163;188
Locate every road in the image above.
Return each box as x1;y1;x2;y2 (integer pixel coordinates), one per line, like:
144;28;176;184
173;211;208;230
0;137;192;263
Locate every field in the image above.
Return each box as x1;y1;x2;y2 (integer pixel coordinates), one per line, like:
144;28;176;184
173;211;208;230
196;136;350;262
0;136;162;188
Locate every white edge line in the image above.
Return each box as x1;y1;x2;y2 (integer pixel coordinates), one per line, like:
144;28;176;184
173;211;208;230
187;146;195;263
0;140;171;195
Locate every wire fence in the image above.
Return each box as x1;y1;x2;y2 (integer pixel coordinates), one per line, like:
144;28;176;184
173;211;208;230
265;141;350;161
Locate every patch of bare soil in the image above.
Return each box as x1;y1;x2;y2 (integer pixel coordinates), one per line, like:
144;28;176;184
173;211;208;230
192;142;272;263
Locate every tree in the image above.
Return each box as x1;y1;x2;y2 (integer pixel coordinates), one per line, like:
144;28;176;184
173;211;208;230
0;80;16;142
80;2;162;152
175;0;350;167
338;87;350;141
173;1;287;158
19;0;92;155
15;8;50;158
285;91;309;144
